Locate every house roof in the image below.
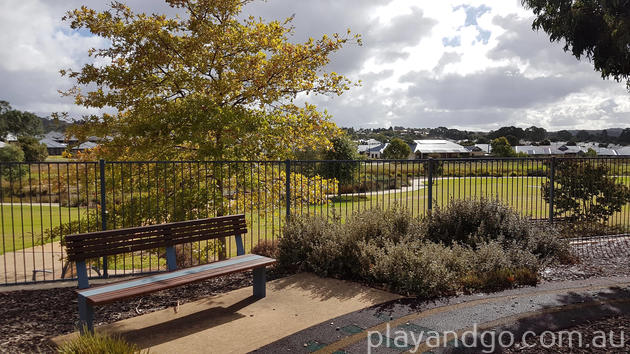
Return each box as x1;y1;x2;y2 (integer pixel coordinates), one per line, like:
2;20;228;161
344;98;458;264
4;133;17;142
367;143;388;154
615;146;630;156
514;145;587;155
514;146;554;155
44;131;66;141
464;145;483;152
39;138;67;149
360;139;382;145
72;141;98;150
411;140;469;154
475;144;491;153
591;147;618;156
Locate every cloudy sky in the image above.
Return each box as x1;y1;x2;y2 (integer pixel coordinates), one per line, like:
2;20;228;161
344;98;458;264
1;0;629;131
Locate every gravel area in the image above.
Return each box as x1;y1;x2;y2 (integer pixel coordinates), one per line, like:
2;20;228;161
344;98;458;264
541;236;630;282
504;314;630;353
0;269;287;353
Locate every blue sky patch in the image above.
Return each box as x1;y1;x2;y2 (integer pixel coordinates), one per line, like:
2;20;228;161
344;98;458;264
456;4;491;27
476;28;491;44
442;36;461;47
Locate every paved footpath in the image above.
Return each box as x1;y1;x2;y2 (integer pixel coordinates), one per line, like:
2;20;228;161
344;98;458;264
256;276;630;353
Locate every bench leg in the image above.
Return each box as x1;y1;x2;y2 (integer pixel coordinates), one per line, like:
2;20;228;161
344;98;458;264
78;295;94;335
253;267;266;299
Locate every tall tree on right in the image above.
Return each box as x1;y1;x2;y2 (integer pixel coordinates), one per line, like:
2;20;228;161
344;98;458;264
522;0;630;88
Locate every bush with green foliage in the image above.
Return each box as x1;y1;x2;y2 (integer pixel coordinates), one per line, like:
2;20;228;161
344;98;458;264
383;138;411;160
57;331;142;354
543;160;630;225
0;144;27;179
278;200;569;297
17;136;48;161
251;239;278;258
320;135;360;187
490;137;514;157
0;144;24;163
423;198;568;260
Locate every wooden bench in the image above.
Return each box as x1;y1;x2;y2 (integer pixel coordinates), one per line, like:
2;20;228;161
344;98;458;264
64;214;276;334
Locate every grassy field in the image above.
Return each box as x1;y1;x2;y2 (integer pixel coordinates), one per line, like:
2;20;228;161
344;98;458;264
0;205;82;254
2;175;629;269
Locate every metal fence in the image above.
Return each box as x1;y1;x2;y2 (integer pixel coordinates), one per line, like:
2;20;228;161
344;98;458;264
1;157;629;285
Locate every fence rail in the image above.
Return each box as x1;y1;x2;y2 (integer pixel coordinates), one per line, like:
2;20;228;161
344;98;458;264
1;157;629;285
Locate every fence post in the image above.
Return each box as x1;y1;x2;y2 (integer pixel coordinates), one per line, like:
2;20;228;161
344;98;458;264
427;158;433;211
285;160;291;220
99;159;108;278
548;157;555;223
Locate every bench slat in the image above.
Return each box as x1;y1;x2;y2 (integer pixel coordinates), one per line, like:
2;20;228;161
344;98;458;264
66;215;244;241
65;215;247;262
78;254;276;305
67;227;248;261
66;224;246;254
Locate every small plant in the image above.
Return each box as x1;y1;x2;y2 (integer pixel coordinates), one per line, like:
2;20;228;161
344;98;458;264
543;160;630;225
251;239;278;258
57;331;142;354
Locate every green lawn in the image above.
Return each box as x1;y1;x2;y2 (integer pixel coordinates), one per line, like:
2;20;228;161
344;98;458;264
0;204;82;254
3;175;629;269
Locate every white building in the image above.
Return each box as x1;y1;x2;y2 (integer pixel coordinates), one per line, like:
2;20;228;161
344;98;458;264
410;140;471;159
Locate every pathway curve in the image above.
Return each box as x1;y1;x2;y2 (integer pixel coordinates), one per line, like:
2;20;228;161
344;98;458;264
256;277;630;353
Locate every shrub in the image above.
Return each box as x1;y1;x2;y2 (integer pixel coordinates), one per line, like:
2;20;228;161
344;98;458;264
0;144;24;162
423;199;566;257
57;331;142;354
366;241;469;297
251;239;279;258
17;135;48;161
543;160;630;224
278;200;570;299
277;215;337;273
279;206;422;278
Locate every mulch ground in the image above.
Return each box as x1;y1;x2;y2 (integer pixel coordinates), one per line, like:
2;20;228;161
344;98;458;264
504;314;630;353
1;237;629;353
0;269;287;353
541;236;630;282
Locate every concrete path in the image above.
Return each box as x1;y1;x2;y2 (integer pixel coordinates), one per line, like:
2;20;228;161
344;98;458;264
51;273;401;353
0;241;66;284
1;242;149;285
257;276;630;353
336;178;426;198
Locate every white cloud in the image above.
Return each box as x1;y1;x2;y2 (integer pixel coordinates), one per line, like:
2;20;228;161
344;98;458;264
0;0;628;130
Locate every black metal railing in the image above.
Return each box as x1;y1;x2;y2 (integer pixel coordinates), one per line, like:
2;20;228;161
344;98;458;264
1;157;628;285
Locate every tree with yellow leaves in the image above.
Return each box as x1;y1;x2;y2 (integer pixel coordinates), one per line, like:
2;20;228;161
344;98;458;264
62;0;360;161
57;1;357;260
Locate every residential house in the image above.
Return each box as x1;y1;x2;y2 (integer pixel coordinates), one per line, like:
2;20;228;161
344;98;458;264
357;139;383;156
71;141;98;153
39;138;67;156
410;140;471;159
464;145;486;157
366;143;389;159
514;145;587;156
44;131;66;142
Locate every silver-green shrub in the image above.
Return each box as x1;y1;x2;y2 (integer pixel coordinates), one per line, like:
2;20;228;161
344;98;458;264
277;200;570;298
